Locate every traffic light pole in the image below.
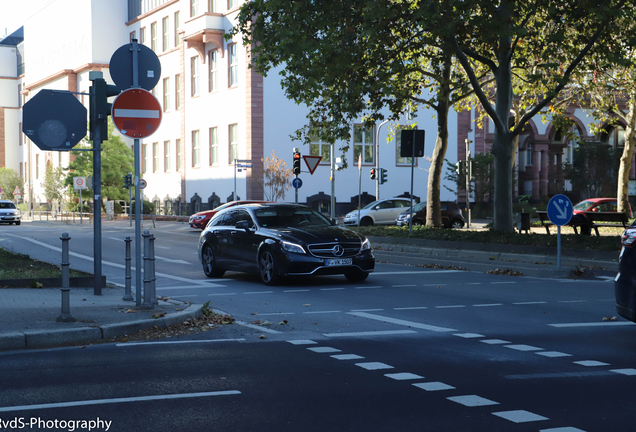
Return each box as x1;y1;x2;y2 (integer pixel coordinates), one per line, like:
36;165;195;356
92;91;103;296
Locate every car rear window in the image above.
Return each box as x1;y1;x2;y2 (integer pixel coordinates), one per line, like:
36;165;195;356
255;208;331;228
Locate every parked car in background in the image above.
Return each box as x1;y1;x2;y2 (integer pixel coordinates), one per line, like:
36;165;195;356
396;201;465;228
0;200;21;225
189;200;270;229
615;221;636;322
343;198;413;226
198;203;374;285
571;198;633;235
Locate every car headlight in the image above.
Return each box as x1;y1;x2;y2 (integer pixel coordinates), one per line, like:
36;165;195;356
361;238;371;251
281;241;305;254
193;215;206;221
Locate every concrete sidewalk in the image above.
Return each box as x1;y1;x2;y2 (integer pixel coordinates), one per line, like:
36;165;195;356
0;285;203;351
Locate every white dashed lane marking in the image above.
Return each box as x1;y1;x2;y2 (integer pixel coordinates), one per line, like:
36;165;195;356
513;301;547;305
307;347;341;353
574;360;610;367
505;344;543;352
473;303;503;307
286;340;317;345
331;354;364;360
413;382;455;391
549;322;635;327
536;351;571;358
436;305;465;309
346;312;457;332
393;306;428;310
540;427;587;432
611;369;636;375
324;330;417;338
447;395;499;407
492;410;548;423
454;333;485;339
355;362;394;371
480;339;511;345
385;373;423;380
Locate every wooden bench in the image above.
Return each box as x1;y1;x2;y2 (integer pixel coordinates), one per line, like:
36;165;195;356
535;210;630;235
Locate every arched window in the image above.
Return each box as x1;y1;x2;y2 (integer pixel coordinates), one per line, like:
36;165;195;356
565;126;581;164
604;125;625;151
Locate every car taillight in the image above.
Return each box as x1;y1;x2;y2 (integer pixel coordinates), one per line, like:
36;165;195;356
622;228;636;247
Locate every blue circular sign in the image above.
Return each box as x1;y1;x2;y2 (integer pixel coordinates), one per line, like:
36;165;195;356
292;178;303;189
547;194;573;226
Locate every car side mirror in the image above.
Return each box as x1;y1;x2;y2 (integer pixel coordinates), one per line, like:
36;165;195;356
592;208;598;212
236;220;251;230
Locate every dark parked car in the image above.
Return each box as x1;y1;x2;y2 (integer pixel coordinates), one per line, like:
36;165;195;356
615;222;636;322
197;203;375;285
396;201;465;228
189;200;270;229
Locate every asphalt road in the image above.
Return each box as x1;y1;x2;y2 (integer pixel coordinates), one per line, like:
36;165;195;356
0;221;635;431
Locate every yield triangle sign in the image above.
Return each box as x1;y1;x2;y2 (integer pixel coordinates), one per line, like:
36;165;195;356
303;155;322;174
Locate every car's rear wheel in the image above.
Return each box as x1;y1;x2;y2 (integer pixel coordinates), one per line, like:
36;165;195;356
360;217;374;226
451;220;463;229
259;249;282;285
345;269;369;282
201;245;225;278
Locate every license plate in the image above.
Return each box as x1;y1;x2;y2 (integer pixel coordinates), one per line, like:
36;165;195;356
325;258;352;266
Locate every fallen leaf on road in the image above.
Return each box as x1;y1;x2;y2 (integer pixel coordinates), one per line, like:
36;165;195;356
124;309;137;313
152;312;166;318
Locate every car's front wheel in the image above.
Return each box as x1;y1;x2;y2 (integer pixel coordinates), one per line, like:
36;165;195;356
259;249;282;285
360;217;374;226
451;220;464;229
201;245;225;278
345;269;369;282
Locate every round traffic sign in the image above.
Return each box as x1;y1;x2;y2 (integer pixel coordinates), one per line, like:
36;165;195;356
547;194;573;226
292;178;303;189
109;43;161;91
112;89;162;138
139;179;147;189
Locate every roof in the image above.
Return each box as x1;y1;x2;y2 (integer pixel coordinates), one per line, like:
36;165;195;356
0;27;23;46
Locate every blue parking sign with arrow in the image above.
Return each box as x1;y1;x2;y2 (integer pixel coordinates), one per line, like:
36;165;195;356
547;194;573;226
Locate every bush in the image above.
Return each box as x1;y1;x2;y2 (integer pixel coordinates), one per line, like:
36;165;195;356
131;200;154;215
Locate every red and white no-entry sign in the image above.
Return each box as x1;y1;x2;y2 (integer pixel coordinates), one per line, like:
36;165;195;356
112;88;162;138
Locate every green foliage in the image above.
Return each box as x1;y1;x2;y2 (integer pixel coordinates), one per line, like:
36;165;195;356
0;168;23;201
65;120;134;202
42;165;67;204
443;152;494;214
350;225;621;251
131;200;154;215
564;142;619;199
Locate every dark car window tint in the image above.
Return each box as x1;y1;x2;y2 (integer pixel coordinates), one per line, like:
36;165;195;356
216;211;237;227
378;201;393;209
0;202;16;209
234;210;254;227
255;207;330;228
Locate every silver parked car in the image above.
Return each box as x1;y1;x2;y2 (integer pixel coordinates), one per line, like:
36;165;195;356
0;200;21;225
343;198;413;226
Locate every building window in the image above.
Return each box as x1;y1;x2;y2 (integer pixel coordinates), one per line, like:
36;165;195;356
192;130;200;167
229;124;238;163
209;50;218;92
162;77;170;112
153;142;159;173
191;56;199;96
162;17;169;51
164;141;171;172
140;27;146;45
176;138;182;171
310;129;331;164
395;127;414;165
209;127;218;165
191;0;199;17
606;125;626;151
19;163;22;179
228;0;237;9
151;22;157;52
228;44;238;87
174;11;180;47
19;123;22;145
353;125;374;165
209;0;216;12
565;127;581;165
130;31;136;43
142;144;148;174
526;143;533;167
175;74;181;110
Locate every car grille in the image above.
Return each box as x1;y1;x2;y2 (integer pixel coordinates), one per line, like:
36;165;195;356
308;242;361;258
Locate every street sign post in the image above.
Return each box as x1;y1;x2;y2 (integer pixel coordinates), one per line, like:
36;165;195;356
111;89;162;138
547;194;573;269
22;90;87;151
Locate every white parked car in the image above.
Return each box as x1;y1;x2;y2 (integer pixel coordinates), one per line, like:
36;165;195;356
0;200;21;225
343;198;413;226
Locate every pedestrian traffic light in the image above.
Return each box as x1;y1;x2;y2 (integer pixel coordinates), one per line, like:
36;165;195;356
370;168;377;180
293;151;301;175
90;77;120;141
380;168;388;184
123;173;132;189
455;161;465;176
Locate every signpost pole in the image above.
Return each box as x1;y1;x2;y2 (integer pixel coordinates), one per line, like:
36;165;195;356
130;40;143;307
234;159;237;201
558;225;562;269
80;188;82;224
93;112;103;296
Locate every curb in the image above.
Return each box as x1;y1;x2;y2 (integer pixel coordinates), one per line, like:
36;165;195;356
0;304;204;351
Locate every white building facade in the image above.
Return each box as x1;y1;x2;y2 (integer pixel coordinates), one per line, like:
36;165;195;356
0;0;460;216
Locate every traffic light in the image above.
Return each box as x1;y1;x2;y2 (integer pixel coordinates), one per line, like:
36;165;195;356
90;77;120;141
293;150;301;175
455;161;465;177
380;168;388;184
370;168;377;180
123;173;132;189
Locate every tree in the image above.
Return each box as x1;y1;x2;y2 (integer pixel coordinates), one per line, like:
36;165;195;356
435;0;633;232
65;120;134;205
564;142;619;199
0;168;23;202
258;150;293;202
42;164;67;210
444;152;495;216
232;1;485;228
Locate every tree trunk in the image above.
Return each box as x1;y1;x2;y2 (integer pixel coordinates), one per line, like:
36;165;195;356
618;101;636;215
426;57;452;228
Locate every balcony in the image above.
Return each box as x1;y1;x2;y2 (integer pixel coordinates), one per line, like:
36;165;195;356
183;14;225;62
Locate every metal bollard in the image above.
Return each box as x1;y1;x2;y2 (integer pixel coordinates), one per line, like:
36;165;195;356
56;288;76;322
60;233;70;289
149;233;157;305
141;230;154;309
123;236;134;301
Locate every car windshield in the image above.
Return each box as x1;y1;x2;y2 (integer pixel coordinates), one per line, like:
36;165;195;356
412;202;426;212
0;202;16;209
573;200;595;211
255;207;331;228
